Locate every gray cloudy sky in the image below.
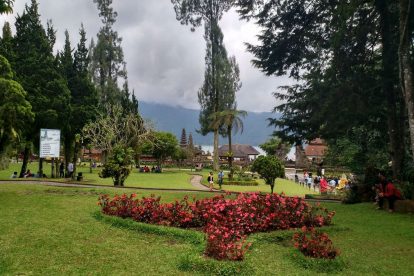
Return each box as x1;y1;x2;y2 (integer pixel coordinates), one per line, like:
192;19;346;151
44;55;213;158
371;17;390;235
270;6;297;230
1;0;291;112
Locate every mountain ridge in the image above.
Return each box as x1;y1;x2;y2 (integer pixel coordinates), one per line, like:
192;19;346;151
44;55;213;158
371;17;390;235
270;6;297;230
139;101;279;146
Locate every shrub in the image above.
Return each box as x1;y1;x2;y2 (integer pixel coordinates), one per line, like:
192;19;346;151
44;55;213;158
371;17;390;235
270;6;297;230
293;226;340;259
98;192;336;261
99;145;134;186
251;156;284;193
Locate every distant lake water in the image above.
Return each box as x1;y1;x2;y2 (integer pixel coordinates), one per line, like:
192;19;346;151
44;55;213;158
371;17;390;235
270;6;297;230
200;145;296;160
200;145;266;156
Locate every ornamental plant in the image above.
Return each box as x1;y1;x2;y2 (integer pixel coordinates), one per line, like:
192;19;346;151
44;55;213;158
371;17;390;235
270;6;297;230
99;145;134;186
251;155;284;193
98;192;336;261
293;226;340;259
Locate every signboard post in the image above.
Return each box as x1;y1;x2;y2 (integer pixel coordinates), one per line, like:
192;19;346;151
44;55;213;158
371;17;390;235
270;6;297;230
39;129;61;178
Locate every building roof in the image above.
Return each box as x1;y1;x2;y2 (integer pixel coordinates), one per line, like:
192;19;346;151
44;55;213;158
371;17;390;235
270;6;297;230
218;144;260;157
304;139;327;157
308;138;326;146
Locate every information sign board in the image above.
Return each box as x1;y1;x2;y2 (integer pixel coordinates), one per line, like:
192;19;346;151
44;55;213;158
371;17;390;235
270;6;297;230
39;129;61;158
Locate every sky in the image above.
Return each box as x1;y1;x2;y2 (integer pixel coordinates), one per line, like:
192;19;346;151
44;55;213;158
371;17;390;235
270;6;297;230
1;0;292;113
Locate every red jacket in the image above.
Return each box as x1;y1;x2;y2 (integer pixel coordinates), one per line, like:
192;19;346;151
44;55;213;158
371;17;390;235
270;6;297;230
384;182;401;198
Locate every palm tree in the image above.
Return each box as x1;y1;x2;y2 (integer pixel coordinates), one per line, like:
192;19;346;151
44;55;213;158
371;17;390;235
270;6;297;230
0;0;13;14
210;109;247;180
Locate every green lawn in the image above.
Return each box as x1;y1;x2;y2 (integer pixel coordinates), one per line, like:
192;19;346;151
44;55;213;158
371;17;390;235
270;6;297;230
0;163;195;190
1;183;413;275
198;170;316;196
1;163;315;196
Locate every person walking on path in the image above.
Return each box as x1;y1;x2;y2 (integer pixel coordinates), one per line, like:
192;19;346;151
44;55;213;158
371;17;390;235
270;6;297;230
218;171;224;189
207;172;214;191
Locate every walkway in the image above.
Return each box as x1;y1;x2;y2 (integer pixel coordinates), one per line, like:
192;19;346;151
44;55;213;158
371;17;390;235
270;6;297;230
0;175;218;193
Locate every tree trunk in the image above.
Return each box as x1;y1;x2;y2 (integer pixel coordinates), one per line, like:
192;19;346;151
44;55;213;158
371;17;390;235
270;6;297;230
51;158;55;178
72;140;79;180
89;148;93;173
399;0;414;158
227;125;233;180
377;0;405;179
213;129;219;171
39;158;43;177
19;142;30;178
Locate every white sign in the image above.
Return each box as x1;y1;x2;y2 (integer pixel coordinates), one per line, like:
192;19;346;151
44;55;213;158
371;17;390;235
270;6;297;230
39;129;61;158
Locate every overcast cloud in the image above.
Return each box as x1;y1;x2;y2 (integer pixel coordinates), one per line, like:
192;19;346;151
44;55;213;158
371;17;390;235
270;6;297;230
1;0;292;112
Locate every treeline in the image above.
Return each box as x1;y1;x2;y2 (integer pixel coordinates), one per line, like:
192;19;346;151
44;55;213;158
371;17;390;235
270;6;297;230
0;0;139;177
234;1;414;184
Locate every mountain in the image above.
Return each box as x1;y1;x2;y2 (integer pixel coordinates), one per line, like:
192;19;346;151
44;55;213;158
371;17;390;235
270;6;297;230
139;101;279;146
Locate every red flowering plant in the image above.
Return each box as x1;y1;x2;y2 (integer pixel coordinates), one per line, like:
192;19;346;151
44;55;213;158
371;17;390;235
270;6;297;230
293;226;340;259
98;192;336;261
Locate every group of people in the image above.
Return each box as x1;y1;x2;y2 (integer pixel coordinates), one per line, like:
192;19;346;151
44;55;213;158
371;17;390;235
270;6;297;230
296;171;351;193
12;169;47;178
139;165;161;173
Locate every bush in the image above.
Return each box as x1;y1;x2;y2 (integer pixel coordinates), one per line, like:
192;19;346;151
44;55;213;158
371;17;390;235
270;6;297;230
99;145;134;186
98;192;335;261
251;156;284;193
293;226;340;259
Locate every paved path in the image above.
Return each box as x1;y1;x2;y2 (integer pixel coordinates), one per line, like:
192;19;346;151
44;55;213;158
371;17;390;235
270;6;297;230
190;175;211;191
0;176;219;193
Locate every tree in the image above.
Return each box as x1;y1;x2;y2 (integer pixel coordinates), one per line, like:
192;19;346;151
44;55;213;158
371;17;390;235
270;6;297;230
210;108;246;179
251;155;284;194
0;55;34;165
59;26;98;178
99;145;134;186
260;137;291;161
173;146;188;169
90;0;127;107
0;22;14;62
398;0;414;162
0;0;13;14
13;0;71;177
151;131;179;168
171;0;237;171
82;104;151;158
235;0;407;179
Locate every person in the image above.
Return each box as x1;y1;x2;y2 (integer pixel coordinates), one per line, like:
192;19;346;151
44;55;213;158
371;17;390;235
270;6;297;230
59;161;65;178
23;170;32;178
377;172;402;212
306;176;313;190
67;162;74;178
10;172;17;178
218;171;224;189
207;172;214;191
319;176;328;194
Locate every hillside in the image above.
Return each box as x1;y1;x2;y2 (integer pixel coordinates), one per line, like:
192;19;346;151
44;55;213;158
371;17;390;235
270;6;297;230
139;101;279;146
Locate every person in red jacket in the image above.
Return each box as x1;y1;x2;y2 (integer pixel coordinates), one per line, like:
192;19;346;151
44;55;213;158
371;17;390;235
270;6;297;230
377;172;401;212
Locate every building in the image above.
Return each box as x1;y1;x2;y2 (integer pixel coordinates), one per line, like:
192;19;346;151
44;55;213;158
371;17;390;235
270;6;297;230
218;144;260;163
304;138;327;163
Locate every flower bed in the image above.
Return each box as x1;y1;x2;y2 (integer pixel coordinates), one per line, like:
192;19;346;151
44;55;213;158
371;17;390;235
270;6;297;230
98;192;335;261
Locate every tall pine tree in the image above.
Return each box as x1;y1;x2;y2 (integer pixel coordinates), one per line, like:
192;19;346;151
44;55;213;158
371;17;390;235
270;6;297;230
13;0;71;177
172;0;238;170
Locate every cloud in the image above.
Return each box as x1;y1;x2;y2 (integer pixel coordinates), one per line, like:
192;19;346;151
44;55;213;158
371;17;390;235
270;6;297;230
1;0;292;112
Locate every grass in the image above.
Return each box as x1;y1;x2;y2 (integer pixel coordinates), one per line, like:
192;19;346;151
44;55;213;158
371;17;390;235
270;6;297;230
198;170;316;196
1;183;414;275
2;163;316;196
0;162;195;190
